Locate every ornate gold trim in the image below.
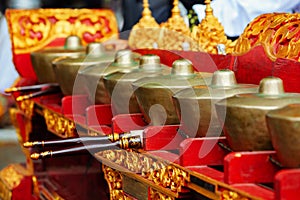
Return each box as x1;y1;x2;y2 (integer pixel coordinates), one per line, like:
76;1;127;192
234;13;300;61
220;190;250;200
149;188;175;200
0;179;12;200
192;0;235;54
6;8;119;54
102;165;131;200
0;164;29;190
98;150;189;192
128;0;161;49
43;109;76;138
18;99;35;119
160;0;190;36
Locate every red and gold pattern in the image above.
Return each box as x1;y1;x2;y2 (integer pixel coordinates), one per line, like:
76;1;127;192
234;13;300;61
6;8;118;54
5;9;118;80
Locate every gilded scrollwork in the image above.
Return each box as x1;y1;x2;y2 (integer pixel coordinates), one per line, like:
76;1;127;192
128;0;199;51
102;165;132;200
0;179;12;200
6;9;118;54
97;150;189;192
160;0;190;37
43;109;76;138
0;165;27;190
159;0;199;51
149;188;175;200
18;99;34;119
234;13;300;61
220;190;250;200
128;0;161;49
192;0;235;54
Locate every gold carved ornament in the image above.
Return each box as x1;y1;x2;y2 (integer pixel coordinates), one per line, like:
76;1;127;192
18;99;34;119
159;0;199;51
234;13;300;61
160;0;190;36
220;190;250;200
43;109;76;138
6;9;119;54
98;150;189;192
102;165;132;200
128;0;160;49
149;188;175;200
191;0;235;54
0;164;29;191
128;0;199;51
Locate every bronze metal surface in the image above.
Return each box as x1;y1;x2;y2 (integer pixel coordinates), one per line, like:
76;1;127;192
173;69;258;138
52;42;116;95
78;49;140;104
132;59;212;125
215;77;300;151
31;35;85;83
266;104;300;168
104;54;171;115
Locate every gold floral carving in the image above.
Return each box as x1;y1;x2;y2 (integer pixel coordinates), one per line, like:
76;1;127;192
102;165;131;200
0;164;29;190
6;9;118;54
0;179;12;200
192;0;235;54
159;0;199;51
43;109;76;138
160;0;190;36
234;13;300;61
128;0;161;49
98;150;189;192
149;188;175;200
128;0;199;51
221;190;250;200
18;99;35;119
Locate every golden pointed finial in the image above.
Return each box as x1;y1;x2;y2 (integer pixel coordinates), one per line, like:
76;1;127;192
171;0;181;17
30;151;52;160
23;142;33;148
142;0;151;17
160;0;190;36
16;94;31;102
128;0;160;49
204;0;213;17
30;153;40;160
5;87;18;93
23;141;44;148
191;0;235;54
132;0;159;29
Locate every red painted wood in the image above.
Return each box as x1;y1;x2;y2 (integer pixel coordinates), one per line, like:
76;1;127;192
274;169;300;200
61;95;91;116
143;125;184;151
232;184;274;200
65;114;86;125
112;113;147;133
179;137;228;167
86;104;113;126
10;166;33;200
224;151;279;185
148;150;180;164
233;45;274;85
172;50;233;73
89;125;112;135
187;166;224;182
273;58;300;93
